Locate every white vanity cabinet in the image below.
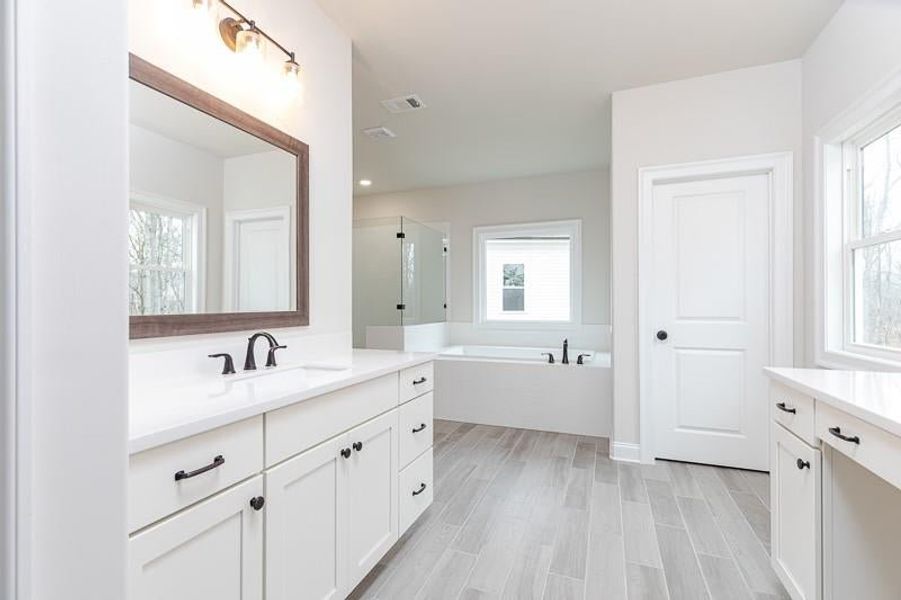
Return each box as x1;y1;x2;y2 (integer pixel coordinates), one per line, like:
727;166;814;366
128;475;265;600
128;358;434;600
771;421;820;600
765;369;901;600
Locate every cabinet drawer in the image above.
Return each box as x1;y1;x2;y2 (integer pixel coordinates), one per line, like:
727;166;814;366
399;448;433;535
771;423;820;600
816;401;901;490
399;362;433;404
266;374;398;467
399;392;434;468
770;382;816;445
129;416;263;533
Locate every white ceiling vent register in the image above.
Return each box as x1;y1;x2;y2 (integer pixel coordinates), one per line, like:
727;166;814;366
362;126;397;140
380;94;427;114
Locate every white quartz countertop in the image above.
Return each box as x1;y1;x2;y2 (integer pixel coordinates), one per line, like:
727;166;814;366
130;349;435;454
764;367;901;437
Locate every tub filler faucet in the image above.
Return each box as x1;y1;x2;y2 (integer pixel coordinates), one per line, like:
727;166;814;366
562;339;569;364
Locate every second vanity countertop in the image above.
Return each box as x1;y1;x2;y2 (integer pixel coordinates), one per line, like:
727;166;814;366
130;349;435;455
764;367;901;438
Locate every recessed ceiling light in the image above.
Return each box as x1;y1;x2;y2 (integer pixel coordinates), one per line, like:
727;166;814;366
359;179;372;187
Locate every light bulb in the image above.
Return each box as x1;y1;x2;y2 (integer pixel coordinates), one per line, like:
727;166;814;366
359;179;372;187
191;0;214;12
282;59;302;96
236;27;263;62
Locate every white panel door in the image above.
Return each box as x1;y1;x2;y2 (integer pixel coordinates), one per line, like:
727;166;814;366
128;476;263;600
225;207;290;312
650;174;771;469
345;410;399;590
265;435;348;600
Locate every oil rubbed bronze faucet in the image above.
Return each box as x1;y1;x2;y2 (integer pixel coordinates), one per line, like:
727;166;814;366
562;338;570;364
244;331;286;370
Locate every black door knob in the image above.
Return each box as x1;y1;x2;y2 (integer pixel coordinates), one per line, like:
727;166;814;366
656;330;668;341
250;496;265;511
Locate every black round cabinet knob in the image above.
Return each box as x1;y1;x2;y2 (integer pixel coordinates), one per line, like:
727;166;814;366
250;496;265;511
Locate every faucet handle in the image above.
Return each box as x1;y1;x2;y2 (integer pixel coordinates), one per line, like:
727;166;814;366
541;352;555;364
266;345;287;368
208;353;236;375
576;354;590;365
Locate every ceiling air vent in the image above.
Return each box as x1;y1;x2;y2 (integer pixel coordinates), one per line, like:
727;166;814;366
380;94;427;114
362;126;397;140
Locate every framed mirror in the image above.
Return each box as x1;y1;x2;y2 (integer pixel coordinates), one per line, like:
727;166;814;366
128;54;309;338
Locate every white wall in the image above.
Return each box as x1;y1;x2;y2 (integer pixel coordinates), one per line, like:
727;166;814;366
610;60;803;448
353;169;611;349
128;0;352;378
130;123;226;311
802;0;901;366
15;0;129;597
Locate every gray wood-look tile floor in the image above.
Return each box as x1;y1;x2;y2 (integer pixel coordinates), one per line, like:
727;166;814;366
349;421;788;600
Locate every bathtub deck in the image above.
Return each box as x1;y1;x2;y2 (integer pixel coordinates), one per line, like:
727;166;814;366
348;420;787;600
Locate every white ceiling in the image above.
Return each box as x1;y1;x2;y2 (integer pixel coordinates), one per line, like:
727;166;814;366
130;80;277;158
315;0;844;195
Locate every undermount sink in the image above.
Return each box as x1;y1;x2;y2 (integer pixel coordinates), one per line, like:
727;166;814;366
229;362;349;382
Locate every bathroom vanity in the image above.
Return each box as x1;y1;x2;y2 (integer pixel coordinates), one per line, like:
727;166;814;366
764;368;901;600
128;352;435;600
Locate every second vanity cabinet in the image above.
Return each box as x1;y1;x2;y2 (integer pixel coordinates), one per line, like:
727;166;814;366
128;360;434;600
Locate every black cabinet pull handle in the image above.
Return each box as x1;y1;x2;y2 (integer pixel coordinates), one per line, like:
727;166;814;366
828;426;860;444
776;402;797;414
250;496;265;511
353;441;363;452
412;483;427;496
796;458;810;470
412;377;427;385
412;423;427;433
340;448;352;459
174;455;225;481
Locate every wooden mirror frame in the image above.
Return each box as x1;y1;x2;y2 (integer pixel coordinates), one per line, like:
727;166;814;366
128;54;309;339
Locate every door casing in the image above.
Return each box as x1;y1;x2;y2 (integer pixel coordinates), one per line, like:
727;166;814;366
637;152;794;466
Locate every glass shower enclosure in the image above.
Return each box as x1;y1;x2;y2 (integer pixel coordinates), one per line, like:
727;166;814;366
352;217;447;347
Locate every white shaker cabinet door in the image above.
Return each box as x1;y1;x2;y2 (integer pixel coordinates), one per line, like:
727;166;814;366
345;410;399;590
265;435;349;600
128;475;264;600
771;423;820;600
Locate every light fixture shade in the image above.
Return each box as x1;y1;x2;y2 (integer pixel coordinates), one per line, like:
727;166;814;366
192;0;214;12
236;27;263;60
282;59;302;95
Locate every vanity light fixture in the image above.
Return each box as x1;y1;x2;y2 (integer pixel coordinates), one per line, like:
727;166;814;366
359;179;373;187
206;0;302;91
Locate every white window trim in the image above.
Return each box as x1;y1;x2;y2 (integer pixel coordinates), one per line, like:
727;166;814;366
129;190;207;313
472;219;582;330
815;69;901;371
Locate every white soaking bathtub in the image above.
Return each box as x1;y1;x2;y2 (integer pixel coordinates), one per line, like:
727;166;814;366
435;345;612;437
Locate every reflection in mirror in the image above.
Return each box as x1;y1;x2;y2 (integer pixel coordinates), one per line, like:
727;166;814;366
128;79;297;316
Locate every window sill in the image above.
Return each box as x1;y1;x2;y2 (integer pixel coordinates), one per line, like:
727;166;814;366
473;320;579;331
816;349;901;372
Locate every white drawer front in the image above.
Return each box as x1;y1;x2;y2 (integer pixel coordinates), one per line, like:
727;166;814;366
816;401;901;490
266;374;398;467
129;416;263;533
399;392;433;468
399;448;433;535
399;362;434;404
770;382;816;446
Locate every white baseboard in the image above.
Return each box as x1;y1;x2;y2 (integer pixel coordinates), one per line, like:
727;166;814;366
610;441;641;463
